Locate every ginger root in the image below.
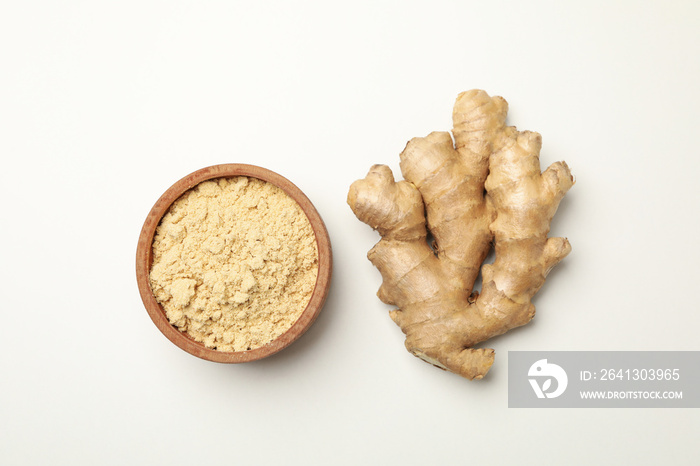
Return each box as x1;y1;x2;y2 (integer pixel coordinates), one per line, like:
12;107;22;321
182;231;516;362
347;90;573;380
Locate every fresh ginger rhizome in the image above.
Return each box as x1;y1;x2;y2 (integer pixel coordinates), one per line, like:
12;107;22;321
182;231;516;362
348;90;573;380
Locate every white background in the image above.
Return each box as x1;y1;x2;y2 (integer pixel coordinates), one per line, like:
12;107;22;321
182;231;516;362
1;1;699;464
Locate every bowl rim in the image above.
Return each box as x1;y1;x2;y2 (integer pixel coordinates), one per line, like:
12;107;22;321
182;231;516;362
135;163;332;363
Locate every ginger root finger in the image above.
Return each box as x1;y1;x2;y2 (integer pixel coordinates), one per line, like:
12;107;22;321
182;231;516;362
348;90;573;380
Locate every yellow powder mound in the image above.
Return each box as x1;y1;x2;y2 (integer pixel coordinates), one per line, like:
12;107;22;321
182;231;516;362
149;176;318;352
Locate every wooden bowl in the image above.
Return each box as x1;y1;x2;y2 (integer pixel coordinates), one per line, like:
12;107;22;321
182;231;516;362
136;164;332;363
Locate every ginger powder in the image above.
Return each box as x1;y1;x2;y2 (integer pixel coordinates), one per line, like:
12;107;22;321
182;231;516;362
149;176;319;352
